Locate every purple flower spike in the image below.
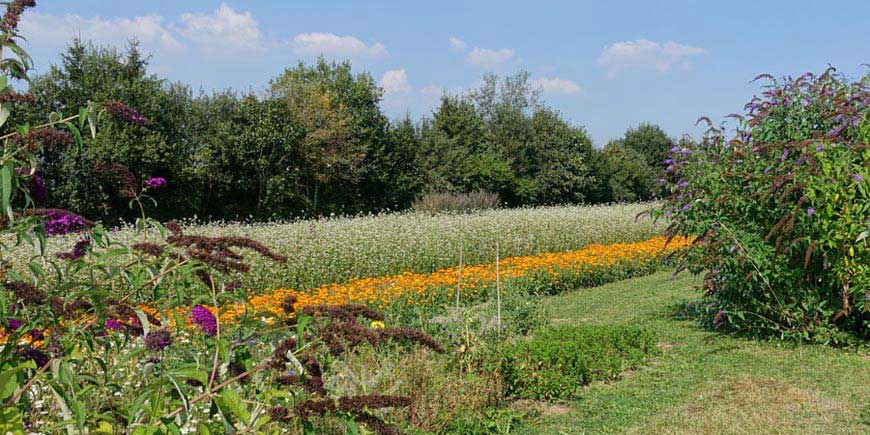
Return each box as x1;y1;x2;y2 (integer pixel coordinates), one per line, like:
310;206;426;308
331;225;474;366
144;329;172;352
144;177;168;190
807;207;815;216
44;210;88;236
105;319;124;331
191;305;217;336
851;173;864;182
7;318;23;331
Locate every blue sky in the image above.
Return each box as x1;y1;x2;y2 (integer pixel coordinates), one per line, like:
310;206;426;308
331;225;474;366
18;0;870;145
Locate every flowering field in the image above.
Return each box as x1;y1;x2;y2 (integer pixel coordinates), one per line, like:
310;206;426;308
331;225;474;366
3;203;664;291
217;236;687;326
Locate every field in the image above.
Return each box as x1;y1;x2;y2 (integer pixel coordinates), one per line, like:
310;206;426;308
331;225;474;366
4;203;663;291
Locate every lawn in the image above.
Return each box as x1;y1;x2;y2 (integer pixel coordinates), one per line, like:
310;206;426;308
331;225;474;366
527;272;870;434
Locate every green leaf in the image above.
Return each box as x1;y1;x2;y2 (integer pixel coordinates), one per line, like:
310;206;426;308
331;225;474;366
1;160;14;221
218;388;250;424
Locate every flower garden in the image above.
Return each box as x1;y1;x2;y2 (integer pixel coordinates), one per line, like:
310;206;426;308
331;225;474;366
1;2;869;434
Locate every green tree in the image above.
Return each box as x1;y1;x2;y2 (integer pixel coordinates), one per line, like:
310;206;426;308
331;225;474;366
620;123;674;168
269;58;388;214
25;39;194;220
598;141;654;202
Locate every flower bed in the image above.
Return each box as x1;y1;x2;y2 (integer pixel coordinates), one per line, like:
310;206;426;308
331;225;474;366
214;236;689;326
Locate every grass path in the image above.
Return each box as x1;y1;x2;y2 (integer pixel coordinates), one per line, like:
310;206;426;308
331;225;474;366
527;272;870;434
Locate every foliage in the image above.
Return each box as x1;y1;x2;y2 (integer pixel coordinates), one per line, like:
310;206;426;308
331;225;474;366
411;190;501;214
597;140;656;202
501;325;659;401
656;68;870;343
620;122;674;169
18;48;623;221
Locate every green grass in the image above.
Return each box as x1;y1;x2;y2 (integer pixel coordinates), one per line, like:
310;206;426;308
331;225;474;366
524;272;870;434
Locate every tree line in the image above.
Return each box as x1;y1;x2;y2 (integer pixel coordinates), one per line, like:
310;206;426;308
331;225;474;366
15;40;686;222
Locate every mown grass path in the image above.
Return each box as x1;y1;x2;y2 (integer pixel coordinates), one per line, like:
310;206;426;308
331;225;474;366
529;272;870;434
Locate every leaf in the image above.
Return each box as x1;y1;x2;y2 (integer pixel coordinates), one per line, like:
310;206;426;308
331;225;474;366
0;366;24;400
218;388;250;424
1;160;14;221
86;102;97;138
0;103;10;129
133;308;151;337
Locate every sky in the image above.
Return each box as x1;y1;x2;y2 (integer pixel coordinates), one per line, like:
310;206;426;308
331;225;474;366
17;0;870;145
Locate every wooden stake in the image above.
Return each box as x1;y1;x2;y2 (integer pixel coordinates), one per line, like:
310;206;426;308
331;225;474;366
496;239;502;335
456;245;463;310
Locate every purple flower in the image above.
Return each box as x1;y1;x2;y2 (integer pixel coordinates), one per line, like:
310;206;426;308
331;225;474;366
815;143;824;152
7;318;22;331
29;328;44;341
807;207;815;216
144;329;172;352
780;149;789;161
44;211;88;236
23;347;49;367
677;181;690;190
681;203;691;211
144;177;168;190
105;319;124;331
851;173;864;182
191;305;217;336
58;237;91;260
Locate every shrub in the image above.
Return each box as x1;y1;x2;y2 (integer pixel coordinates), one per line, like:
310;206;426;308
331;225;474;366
657;68;870;343
501;325;658;401
412;190;500;214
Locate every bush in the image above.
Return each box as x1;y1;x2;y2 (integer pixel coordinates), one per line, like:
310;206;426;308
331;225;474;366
501;325;658;401
657;69;870;343
412;190;501;214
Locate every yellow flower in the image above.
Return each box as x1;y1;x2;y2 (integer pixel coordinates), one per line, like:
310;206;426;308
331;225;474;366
370;320;386;329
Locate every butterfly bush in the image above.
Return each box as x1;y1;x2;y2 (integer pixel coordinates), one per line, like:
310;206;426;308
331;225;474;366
656;68;870;343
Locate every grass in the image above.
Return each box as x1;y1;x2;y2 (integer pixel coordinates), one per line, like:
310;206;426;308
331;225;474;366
526;272;870;434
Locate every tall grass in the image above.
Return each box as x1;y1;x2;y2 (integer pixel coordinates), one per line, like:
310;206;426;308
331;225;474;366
4;203;663;291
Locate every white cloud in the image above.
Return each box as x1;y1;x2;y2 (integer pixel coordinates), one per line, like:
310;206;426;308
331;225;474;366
448;37;466;52
292;32;387;58
466;47;516;68
20;12;185;55
598;39;707;78
532;77;582;95
179;3;265;54
380;69;411;95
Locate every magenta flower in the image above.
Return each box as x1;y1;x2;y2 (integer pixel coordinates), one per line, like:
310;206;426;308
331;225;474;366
144;177;168;190
191;305;217;336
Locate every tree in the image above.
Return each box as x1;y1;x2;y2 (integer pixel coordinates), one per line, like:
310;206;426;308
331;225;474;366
597;141;655;202
269;58;389;214
620;123;674;169
24;39;194;221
